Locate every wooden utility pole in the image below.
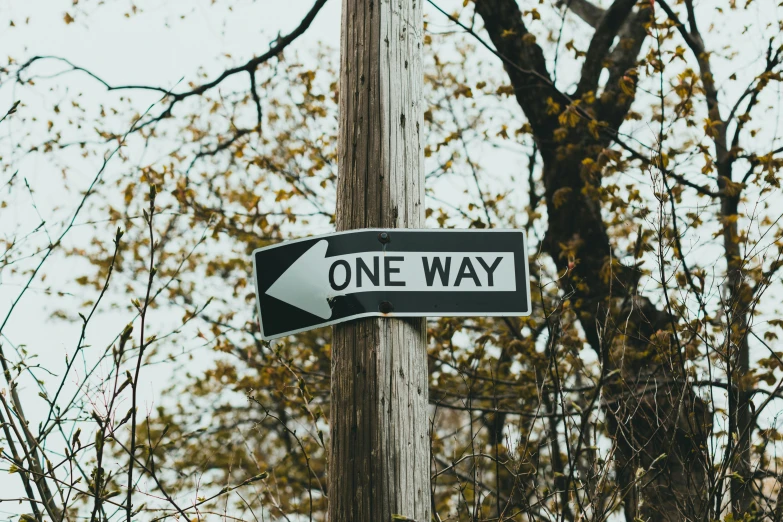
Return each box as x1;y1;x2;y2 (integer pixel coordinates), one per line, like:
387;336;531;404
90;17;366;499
329;0;429;520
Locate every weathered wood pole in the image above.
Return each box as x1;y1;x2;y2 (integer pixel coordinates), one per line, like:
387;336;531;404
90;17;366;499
329;0;429;520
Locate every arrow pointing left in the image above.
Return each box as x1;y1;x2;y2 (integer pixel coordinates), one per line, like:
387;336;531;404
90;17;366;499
265;239;333;319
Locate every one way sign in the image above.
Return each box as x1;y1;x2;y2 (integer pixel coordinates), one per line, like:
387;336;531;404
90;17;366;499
252;229;530;340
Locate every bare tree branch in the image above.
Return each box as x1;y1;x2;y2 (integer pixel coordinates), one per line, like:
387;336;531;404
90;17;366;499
16;0;328;128
575;0;638;98
557;0;605;28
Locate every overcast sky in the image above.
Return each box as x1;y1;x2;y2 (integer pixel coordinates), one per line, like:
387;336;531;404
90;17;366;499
0;1;348;514
1;0;782;519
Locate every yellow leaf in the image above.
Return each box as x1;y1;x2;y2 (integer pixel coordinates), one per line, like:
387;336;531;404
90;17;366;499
496;85;514;97
722;179;744;197
546;97;561;115
552;187;572;209
619;75;635;95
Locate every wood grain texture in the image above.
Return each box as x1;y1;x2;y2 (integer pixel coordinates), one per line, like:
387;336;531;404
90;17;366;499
330;0;429;520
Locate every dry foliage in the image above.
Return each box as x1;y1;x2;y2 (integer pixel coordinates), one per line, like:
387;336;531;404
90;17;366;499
1;0;783;521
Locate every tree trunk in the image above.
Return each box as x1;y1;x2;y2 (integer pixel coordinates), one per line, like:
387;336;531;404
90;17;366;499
542;151;712;521
722;188;754;516
470;0;713;515
329;0;430;521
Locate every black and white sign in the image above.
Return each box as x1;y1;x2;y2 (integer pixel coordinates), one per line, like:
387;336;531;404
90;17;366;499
252;229;530;340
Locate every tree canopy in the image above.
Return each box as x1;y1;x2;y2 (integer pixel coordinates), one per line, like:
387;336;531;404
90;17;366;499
1;0;783;520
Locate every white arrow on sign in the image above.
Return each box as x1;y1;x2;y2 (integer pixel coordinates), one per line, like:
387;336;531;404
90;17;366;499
265;239;517;319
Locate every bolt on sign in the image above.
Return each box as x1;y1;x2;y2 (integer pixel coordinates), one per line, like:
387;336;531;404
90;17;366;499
252;229;531;340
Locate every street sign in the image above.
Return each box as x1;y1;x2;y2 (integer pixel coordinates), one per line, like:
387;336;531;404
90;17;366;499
252;229;531;340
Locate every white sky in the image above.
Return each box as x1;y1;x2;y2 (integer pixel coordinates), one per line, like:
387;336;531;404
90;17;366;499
0;1;346;516
0;0;782;519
